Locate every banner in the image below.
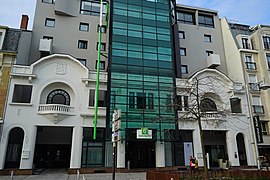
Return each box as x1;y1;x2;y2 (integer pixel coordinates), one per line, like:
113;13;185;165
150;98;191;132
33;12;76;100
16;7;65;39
253;115;263;143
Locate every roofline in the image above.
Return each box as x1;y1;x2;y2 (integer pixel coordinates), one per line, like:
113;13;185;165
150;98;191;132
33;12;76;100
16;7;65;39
176;4;218;15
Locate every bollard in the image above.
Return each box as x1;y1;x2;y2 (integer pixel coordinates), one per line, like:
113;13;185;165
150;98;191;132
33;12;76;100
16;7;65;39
10;170;14;180
76;169;80;180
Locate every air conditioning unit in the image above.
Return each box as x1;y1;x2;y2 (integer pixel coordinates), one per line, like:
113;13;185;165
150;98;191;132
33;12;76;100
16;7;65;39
207;54;220;68
39;39;52;53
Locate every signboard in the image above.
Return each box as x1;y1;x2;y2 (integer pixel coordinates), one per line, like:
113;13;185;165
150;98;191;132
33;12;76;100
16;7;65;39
183;142;193;166
112;131;121;142
137;128;152;139
253;115;263;143
112;109;121;122
112;120;121;132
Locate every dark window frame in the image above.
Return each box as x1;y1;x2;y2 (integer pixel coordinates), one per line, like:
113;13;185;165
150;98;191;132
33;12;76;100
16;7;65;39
230;97;242;113
204;34;212;42
206;50;213;56
177;11;195;25
266;54;270;69
179;31;185;39
89;89;107;107
45;18;55;27
42;0;54;4
181;65;188;74
97;25;107;33
78;40;88;49
79;22;90;32
77;58;87;66
198;14;214;28
180;47;186;56
95;60;105;70
12;85;33;103
96;42;106;51
80;0;106;16
263;36;270;50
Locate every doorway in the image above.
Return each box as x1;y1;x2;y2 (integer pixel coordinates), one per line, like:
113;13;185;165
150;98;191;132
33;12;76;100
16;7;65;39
4;127;24;168
34;126;73;169
126;141;155;168
236;133;247;165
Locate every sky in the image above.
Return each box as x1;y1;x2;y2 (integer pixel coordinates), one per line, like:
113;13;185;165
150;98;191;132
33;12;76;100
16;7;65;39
0;0;269;30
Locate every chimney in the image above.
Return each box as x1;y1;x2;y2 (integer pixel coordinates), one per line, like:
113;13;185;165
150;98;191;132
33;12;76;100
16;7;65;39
20;15;29;30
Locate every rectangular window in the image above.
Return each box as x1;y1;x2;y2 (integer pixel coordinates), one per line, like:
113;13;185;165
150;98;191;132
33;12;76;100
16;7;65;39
137;93;146;109
266;54;270;69
97;25;107;33
179;31;185;39
176;95;188;111
77;58;87;66
263;36;270;49
42;0;54;3
230;98;242;113
89;89;107;107
79;22;89;32
78;40;88;49
129;92;135;109
45;18;55;27
96;42;106;51
261;121;269;135
177;11;195;25
80;0;106;16
204;34;212;42
252;96;264;114
181;65;188;74
248;74;259;91
242;38;251;49
95;60;105;70
206;50;213;56
198;14;214;28
180;48;186;56
12;85;33;103
245;55;256;70
148;93;154;109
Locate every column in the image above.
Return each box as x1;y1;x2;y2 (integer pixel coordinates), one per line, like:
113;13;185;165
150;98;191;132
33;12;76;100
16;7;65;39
70;126;83;168
226;131;239;166
20;125;37;169
193;128;203;166
117;141;125;168
156;141;165;167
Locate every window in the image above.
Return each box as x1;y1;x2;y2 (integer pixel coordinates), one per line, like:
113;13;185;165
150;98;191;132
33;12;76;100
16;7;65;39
166;94;172;111
252;96;264;114
12;85;32;103
43;36;53;40
78;40;88;49
263;36;270;49
129;92;135;109
89;89;107;107
245;55;256;70
95;60;105;70
80;0;106;16
261;121;269;135
177;11;195;25
176;95;188;111
42;0;54;3
45;18;55;27
179;31;185;39
77;58;87;66
206;50;213;56
79;22;89;32
180;48;186;56
266;54;270;69
204;34;212;42
47;89;70;105
81;128;105;167
200;98;217;112
198;14;214;28
148;93;154;109
230;97;242;113
242;38;251;49
97;25;107;33
181;65;188;74
248;74;259;91
96;42;106;51
137;93;146;109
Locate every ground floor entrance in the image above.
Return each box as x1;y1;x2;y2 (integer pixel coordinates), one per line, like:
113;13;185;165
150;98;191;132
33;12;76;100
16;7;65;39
126;141;156;168
33;126;72;169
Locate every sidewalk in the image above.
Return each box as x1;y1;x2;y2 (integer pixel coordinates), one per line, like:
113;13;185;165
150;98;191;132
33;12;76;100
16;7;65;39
0;169;146;180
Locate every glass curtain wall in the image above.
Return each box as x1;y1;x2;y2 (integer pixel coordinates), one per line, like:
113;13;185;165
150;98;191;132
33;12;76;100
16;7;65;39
110;0;175;143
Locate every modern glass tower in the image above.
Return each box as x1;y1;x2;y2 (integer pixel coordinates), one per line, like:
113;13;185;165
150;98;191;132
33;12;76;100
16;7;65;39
109;0;178;168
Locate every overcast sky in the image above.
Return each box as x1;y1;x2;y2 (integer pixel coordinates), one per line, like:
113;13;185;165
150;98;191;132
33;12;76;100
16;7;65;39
0;0;269;29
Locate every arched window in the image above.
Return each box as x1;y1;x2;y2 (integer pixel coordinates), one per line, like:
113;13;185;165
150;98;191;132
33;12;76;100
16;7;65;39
200;98;217;112
46;89;70;105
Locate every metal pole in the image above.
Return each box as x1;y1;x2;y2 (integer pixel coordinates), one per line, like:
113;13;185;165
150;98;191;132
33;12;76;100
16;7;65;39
112;142;116;180
93;0;103;139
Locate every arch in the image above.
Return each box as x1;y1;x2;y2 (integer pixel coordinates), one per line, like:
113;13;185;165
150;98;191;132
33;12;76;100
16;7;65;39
236;133;247;166
46;89;70;105
4;127;24;168
200;98;217;112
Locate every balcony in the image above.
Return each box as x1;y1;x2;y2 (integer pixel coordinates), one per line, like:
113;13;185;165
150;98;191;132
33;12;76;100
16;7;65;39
201;111;226;121
252;105;264;114
249;83;260;91
38;104;75;123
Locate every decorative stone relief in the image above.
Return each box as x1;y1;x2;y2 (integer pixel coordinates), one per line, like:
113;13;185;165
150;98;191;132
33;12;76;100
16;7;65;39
56;63;67;75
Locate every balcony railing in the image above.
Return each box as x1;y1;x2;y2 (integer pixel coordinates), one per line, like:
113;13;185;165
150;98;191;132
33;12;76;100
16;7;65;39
38;104;75;115
201;111;226;120
249;83;260;91
245;62;257;70
252;105;264;114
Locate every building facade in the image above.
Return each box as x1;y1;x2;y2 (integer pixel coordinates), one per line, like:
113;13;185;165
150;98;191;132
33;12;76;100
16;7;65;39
0;0;264;171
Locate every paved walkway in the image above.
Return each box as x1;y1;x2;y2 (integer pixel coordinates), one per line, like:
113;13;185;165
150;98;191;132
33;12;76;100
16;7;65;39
0;169;146;180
